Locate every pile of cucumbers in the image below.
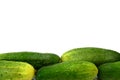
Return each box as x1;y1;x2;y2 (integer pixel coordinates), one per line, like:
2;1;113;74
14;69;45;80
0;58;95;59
0;47;120;80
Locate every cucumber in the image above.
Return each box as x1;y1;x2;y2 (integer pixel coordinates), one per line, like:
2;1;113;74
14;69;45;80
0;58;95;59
0;60;35;80
0;52;60;69
36;61;98;80
61;47;120;65
98;61;120;80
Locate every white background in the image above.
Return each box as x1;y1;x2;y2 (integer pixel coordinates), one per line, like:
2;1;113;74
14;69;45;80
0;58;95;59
0;0;120;56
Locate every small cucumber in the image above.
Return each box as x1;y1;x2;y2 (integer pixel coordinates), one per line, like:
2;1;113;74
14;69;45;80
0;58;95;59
0;60;35;80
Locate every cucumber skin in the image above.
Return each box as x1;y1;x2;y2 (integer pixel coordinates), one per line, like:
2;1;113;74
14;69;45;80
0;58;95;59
36;61;98;80
0;52;60;69
61;47;120;65
0;60;35;80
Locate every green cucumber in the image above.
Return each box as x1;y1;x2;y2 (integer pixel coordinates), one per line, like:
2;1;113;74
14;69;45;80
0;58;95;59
36;61;98;80
61;47;120;65
0;52;60;69
0;60;35;80
98;61;120;80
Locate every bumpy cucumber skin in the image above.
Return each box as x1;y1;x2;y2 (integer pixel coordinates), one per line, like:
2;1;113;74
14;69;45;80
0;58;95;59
36;61;98;80
0;60;35;80
61;47;120;65
0;52;60;69
98;61;120;80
